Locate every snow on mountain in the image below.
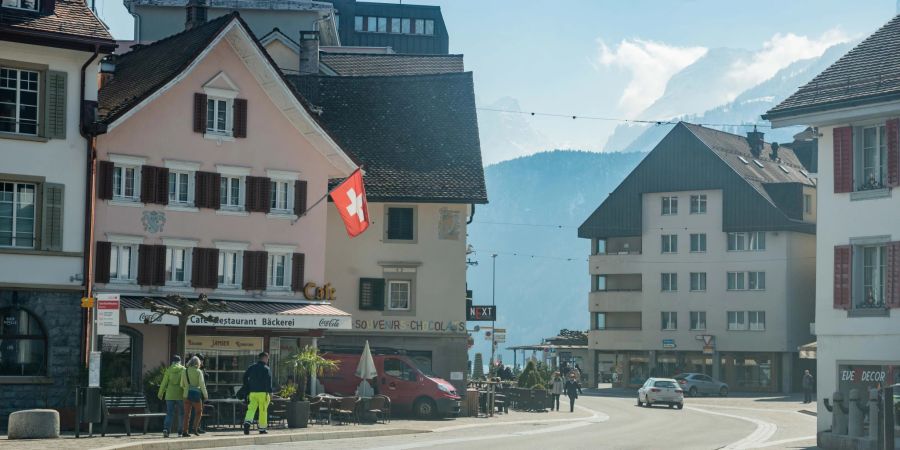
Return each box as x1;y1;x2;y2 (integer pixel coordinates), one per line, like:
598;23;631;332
476;97;552;166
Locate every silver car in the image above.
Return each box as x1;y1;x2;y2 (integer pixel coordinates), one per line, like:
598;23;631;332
674;373;729;397
637;377;684;409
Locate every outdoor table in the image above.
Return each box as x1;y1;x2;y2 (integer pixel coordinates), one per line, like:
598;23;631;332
206;398;244;428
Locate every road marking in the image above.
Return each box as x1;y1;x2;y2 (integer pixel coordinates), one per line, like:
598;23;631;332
749;435;817;448
688;404;818;416
367;406;609;450
685;406;778;449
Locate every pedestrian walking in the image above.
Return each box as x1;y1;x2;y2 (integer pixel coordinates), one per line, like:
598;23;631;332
157;355;184;438
550;371;564;411
802;369;814;404
180;356;208;437
242;352;273;435
574;365;584;394
565;372;580;412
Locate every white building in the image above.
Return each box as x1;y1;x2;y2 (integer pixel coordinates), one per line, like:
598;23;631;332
0;0;115;422
579;123;817;393
765;14;900;439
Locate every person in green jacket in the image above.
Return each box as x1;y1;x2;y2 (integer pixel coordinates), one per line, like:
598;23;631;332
180;356;208;437
157;355;185;438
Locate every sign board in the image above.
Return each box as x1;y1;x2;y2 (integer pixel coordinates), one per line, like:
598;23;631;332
494;328;506;334
484;331;493;340
495;336;506;343
662;339;676;349
185;336;263;352
126;309;351;330
467;305;496;321
450;371;464;381
88;351;101;387
96;294;120;335
698;335;716;355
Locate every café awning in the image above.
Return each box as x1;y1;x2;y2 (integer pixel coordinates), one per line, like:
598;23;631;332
799;341;817;359
120;296;351;330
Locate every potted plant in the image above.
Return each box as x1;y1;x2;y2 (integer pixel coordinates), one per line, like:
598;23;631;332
281;346;340;428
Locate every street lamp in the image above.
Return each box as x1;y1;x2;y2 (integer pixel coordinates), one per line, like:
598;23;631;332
489;253;497;377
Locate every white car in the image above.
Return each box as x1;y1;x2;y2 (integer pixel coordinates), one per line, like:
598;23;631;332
637;377;684;409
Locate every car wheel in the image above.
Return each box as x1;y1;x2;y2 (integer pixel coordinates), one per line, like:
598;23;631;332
676;403;684;410
668;404;674;409
644;396;652;408
689;387;698;397
719;387;728;397
413;397;437;419
637;396;643;407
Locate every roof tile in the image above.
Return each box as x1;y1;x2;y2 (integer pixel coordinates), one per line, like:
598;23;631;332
0;0;113;42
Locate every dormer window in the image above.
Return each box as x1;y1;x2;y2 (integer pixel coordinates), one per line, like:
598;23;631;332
206;97;230;135
1;0;38;11
196;72;246;140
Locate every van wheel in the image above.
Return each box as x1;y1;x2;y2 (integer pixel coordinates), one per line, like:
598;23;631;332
414;397;436;419
688;387;698;397
719;387;729;397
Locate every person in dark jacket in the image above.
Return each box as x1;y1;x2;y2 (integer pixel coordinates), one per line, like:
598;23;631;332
802;370;815;404
564;372;580;412
242;352;273;435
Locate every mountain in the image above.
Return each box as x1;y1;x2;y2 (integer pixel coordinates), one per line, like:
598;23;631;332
603;41;856;152
476;97;552;166
466;150;646;366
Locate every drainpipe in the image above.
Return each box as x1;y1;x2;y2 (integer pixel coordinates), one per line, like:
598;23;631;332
466;203;475;224
80;46;100;367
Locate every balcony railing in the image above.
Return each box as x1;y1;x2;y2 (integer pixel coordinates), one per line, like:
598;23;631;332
593;326;642;331
594;288;642;293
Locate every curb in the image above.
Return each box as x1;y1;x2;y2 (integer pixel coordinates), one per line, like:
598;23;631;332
91;428;426;450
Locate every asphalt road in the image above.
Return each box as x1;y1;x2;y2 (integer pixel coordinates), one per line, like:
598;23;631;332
217;391;818;450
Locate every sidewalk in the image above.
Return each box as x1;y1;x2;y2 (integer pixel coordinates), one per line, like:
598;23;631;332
2;408;590;450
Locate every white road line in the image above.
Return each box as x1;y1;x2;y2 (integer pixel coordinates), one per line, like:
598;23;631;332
749;435;817;448
685;406;778;449
366;406;610;450
687;404;818;415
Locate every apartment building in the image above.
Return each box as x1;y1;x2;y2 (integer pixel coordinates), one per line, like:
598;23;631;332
764;14;900;437
328;0;449;54
92;12;358;393
579;123;817;393
0;0;115;423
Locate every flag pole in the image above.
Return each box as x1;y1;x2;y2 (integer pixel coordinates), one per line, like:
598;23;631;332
290;167;364;226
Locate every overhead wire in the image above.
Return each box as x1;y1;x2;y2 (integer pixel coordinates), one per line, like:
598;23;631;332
475;106;773;128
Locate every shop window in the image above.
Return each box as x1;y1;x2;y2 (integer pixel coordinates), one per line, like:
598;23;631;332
100;330;140;393
0;307;47;376
734;354;773;389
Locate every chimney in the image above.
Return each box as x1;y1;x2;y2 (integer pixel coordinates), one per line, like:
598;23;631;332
299;31;320;75
185;0;207;30
770;142;779;160
98;54;117;88
747;126;764;158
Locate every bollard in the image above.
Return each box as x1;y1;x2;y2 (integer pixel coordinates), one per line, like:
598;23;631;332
868;388;880;443
848;389;864;437
831;391;849;435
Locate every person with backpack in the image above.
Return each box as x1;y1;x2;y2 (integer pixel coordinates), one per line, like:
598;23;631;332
180;356;208;437
242;352;273;435
157;355;185;438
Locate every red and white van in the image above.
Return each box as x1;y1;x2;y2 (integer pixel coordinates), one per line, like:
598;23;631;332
320;351;461;419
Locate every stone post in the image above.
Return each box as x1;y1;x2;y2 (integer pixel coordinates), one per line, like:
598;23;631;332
868;388;881;442
848;388;864;437
831;391;849;435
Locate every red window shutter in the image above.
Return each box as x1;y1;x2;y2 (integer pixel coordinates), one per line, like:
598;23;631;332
291;253;305;291
156;167;169;206
138;244;161;286
95;241;111;284
833;245;852;310
191;247;205;288
887;242;900;308
233;98;247;138
294;180;308;216
195;172;221;209
242;251;255;290
194;93;207;133
887;119;900;187
245;176;271;213
833;127;854;193
153;245;167;285
242;251;267;290
205;248;220;288
140;166;156;204
97;160;114;200
256;251;269;289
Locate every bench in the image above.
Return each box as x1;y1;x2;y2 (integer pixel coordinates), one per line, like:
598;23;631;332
101;395;167;436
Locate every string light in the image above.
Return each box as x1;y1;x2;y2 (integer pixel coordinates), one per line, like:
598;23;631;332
476;107;773;128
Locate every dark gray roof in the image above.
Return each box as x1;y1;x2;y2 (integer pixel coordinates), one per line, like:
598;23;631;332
578;122;815;239
765;15;900;120
290;72;487;204
0;0;115;50
320;52;463;76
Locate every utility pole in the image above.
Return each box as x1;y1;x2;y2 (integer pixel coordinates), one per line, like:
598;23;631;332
489;253;497;377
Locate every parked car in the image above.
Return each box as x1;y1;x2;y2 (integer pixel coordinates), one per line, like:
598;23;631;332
673;373;729;397
637;377;684;409
320;351;461;419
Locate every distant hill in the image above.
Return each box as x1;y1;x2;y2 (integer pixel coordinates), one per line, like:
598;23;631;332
466;150;646;366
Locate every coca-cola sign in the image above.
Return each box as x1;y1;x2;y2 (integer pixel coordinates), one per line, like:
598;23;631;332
318;318;342;328
125;309;350;330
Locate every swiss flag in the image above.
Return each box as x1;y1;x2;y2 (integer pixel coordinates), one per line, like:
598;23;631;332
330;169;370;238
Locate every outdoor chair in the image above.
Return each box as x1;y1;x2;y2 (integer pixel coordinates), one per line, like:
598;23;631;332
268;398;288;429
367;395;388;424
333;396;359;425
309;398;328;425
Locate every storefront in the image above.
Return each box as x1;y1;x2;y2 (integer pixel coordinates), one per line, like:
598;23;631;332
719;352;780;392
108;296;352;395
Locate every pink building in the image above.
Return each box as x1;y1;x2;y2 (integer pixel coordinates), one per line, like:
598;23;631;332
93;13;357;393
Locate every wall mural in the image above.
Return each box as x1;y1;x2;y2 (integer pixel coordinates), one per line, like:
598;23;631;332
141;211;166;233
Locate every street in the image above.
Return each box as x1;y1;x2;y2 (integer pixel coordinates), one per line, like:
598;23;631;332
218;391;818;450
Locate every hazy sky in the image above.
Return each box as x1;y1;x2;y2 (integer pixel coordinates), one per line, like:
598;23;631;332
94;0;896;154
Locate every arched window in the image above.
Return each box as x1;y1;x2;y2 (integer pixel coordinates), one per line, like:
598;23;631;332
0;307;48;376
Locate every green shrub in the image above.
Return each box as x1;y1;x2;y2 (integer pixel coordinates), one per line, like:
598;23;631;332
517;361;546;389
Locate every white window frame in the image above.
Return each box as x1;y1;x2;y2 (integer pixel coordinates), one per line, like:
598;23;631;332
162;238;196;287
727;311;746;331
727;232;765;251
690;311;706;331
661;273;677;292
661;311;677;331
202;76;238;140
265;244;294;291
217;165;249;212
661;234;677;254
689;233;706;253
215;241;247;290
267;170;298;217
859;244;886;308
748;271;766;291
0;181;36;248
109;154;145;204
107;234;143;284
748;311;766;331
804;194;812;214
690;272;706;292
205;97;232;136
857;124;888;191
727;271;746;291
387;279;412;311
164;160;199;210
661;196;678;215
0;66;39;135
690;194;707;214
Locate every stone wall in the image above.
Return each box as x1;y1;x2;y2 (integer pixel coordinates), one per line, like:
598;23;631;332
0;290;83;430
